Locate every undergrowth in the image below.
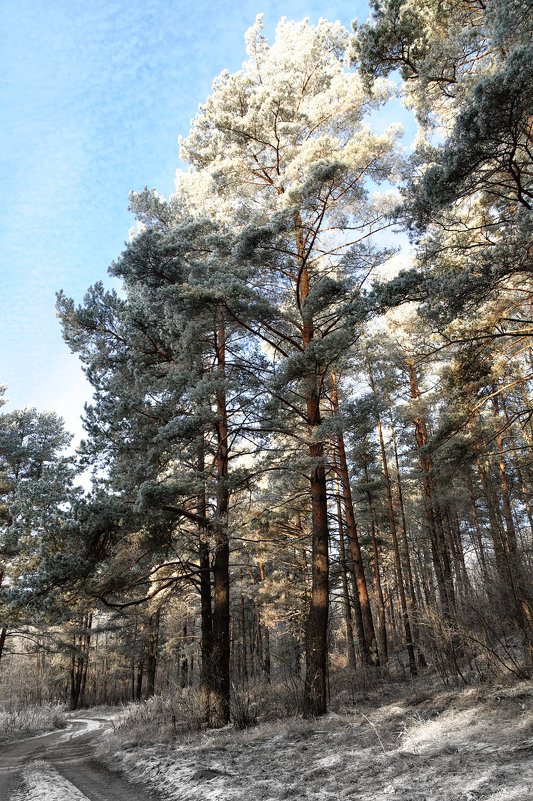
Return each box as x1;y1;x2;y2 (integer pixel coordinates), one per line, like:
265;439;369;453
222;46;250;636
0;702;67;741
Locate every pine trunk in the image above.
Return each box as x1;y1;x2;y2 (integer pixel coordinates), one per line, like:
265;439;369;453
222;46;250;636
0;626;7;669
332;371;378;664
135;659;144;701
210;307;231;727
363;457;388;663
369;361;416;676
145;607;160;699
297;249;330;717
333;472;357;672
197;441;215;724
304;447;329;717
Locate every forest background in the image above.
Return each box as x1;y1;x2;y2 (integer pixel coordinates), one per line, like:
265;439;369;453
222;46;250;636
1;0;532;732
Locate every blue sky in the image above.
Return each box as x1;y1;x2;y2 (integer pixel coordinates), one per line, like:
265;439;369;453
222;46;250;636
0;0;411;444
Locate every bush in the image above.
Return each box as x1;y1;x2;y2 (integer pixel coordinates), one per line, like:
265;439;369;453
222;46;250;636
113;690;204;743
0;702;67;741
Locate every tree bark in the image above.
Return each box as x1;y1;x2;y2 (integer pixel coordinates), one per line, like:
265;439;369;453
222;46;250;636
145;606;161;699
304;446;329;716
331;371;377;664
256;544;271;681
492;393;533;663
407;358;455;617
210;306;231;727
332;468;357;672
368;360;417;676
197;440;215;723
363;456;388;663
299;253;330;717
135;659;144;701
465;468;488;577
0;626;7;670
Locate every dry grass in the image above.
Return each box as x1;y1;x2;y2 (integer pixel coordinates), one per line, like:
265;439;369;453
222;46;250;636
111;679;306;745
0;702;67;741
102;678;533;801
112;690;204;744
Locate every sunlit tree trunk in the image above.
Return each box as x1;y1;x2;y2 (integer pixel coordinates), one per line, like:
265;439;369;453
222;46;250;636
297;247;330;717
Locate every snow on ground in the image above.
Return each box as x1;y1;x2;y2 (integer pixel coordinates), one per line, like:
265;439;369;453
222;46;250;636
11;761;89;801
102;681;533;801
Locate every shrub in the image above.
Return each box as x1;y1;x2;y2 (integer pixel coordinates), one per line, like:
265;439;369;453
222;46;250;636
0;702;67;741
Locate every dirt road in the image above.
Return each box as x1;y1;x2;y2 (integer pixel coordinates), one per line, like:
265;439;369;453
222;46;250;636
0;717;160;801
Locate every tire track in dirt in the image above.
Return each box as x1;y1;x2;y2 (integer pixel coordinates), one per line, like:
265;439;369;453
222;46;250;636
0;717;161;801
50;758;160;801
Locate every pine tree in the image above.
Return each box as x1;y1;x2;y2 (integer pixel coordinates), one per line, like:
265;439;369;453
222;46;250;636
181;14;401;716
0;403;81;671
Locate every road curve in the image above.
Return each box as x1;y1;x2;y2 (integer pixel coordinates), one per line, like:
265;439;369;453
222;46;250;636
0;717;161;801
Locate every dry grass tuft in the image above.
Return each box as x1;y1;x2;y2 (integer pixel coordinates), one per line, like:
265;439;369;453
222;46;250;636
0;702;67;741
111;690;204;745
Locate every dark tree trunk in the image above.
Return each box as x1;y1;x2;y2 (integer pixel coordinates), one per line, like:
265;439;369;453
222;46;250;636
262;620;271;680
296;252;330;718
0;626;7;669
304;450;329;717
210;534;230;726
145;607;161;699
181;622;189;688
492;393;533;663
80;612;92;703
240;576;248;687
69;613;91;710
256;546;271;681
0;568;6;668
465;469;488;577
69;656;82;711
209;307;231;727
69;643;83;711
135;659;144;701
197;440;215;723
338;506;357;672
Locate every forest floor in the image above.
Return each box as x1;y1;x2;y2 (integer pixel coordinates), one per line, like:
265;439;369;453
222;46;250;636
105;678;533;801
3;678;533;801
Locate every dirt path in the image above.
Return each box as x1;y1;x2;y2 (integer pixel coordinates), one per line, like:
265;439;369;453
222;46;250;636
0;717;160;801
